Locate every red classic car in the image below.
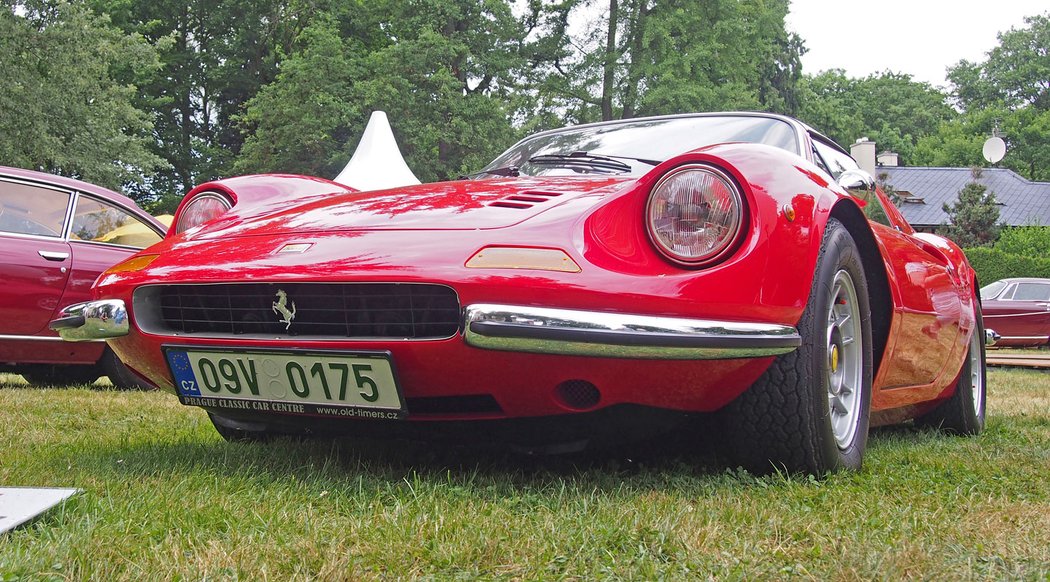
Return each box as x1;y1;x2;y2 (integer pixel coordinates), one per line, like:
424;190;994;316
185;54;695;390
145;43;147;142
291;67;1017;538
1;166;165;388
52;112;989;474
980;278;1050;347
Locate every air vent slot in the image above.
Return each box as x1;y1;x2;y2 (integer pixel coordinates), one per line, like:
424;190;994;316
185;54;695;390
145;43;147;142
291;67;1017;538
488;190;562;210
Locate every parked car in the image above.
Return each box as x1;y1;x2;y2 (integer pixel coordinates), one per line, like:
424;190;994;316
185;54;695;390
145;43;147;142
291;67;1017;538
980;278;1050;347
0;166;165;388
52;112;988;474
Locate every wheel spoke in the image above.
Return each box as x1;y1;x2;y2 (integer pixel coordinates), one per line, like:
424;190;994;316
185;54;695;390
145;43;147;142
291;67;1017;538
825;269;864;450
830;395;849;415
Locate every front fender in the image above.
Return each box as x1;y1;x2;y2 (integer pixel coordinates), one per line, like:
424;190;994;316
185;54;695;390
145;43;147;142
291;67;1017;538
583;143;851;324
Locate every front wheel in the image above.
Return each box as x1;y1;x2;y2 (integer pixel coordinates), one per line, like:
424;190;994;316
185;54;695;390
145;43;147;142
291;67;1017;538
722;218;873;475
917;294;986;435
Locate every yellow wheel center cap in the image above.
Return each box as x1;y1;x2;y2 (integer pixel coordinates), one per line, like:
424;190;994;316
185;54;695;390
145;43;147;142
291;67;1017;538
830;344;840;373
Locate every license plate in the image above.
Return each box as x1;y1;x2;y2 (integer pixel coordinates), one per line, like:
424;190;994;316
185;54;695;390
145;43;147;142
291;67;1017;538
164;346;405;419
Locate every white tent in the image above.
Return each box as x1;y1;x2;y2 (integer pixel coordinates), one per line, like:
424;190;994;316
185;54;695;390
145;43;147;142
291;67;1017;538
333;111;421;191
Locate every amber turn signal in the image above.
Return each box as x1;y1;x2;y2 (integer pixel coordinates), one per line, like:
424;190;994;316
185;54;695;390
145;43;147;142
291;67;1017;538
103;254;159;275
466;247;581;273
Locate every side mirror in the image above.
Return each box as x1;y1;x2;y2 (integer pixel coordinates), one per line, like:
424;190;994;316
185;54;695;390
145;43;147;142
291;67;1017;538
837;169;876;192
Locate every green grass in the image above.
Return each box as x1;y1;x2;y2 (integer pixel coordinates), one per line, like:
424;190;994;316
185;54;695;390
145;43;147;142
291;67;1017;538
1;370;1048;580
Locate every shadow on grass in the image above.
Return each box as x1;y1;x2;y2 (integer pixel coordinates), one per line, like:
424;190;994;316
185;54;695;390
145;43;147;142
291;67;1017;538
49;416;752;496
60;424;973;497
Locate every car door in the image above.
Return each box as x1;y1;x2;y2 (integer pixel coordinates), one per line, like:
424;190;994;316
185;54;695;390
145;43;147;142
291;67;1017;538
983;281;1050;343
59;193;165;309
873;225;965;388
809;137;965;389
0;177;75;336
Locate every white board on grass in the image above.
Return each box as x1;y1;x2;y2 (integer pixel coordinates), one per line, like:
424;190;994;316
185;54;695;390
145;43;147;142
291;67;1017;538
0;487;80;534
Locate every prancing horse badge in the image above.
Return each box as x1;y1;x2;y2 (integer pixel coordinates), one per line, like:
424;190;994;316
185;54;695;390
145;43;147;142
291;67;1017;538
272;289;296;330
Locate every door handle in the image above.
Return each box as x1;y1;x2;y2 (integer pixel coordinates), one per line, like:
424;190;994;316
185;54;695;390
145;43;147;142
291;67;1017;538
38;250;69;261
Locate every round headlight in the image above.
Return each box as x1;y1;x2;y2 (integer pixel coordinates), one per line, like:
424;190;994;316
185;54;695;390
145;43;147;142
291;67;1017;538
646;164;744;266
175;192;232;235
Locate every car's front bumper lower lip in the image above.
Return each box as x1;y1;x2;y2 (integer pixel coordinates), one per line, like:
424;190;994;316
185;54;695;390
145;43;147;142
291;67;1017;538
50;300;129;342
50;300;801;360
464;304;800;360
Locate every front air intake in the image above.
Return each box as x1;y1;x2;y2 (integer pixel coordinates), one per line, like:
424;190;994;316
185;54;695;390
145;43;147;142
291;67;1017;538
135;283;461;340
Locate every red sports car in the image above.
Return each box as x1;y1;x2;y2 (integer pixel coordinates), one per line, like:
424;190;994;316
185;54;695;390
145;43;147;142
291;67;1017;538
1;166;165;388
980;278;1050;347
52;112;989;474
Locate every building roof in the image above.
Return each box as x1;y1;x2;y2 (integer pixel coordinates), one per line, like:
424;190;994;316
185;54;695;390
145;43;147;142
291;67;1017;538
878;167;1050;228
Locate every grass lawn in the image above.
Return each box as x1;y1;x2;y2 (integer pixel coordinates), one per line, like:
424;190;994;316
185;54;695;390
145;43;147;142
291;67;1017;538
1;369;1047;580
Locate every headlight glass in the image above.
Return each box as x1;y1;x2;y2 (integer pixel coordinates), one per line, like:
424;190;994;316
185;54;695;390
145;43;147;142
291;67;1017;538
646;165;744;266
175;192;232;235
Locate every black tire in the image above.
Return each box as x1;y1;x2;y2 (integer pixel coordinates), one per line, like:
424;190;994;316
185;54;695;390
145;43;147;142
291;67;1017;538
916;294;986;435
101;347;155;390
722;218;873;475
20;364;101;387
208;413;275;442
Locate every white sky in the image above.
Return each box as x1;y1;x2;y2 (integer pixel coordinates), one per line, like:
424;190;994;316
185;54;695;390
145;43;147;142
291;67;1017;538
786;1;1049;89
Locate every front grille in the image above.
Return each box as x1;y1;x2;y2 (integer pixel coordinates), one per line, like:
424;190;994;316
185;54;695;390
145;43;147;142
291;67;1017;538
151;283;460;339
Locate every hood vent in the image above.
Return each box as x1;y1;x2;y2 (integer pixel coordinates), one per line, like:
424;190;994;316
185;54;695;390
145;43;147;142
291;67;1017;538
488;190;563;210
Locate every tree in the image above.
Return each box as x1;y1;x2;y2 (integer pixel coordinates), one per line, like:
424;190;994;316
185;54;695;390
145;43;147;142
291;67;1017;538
90;0;307;209
996;224;1050;257
236;0;527;184
940;168;1002;247
234;18;361;181
798;70;955;162
532;0;804;124
945;12;1050;181
0;1;165;192
949;13;1050;112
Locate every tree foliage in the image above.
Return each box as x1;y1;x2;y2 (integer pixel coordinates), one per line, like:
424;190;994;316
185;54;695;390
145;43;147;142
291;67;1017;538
939;168;1003;247
797;70;955;164
995;225;1050;257
2;0;1046;210
943;13;1050;181
236;0;528;185
89;0;306;207
0;1;164;191
530;0;803;124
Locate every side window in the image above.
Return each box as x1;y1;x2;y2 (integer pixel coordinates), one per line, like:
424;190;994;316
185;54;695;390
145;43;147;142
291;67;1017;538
1012;283;1050;301
0;179;71;237
811;139;857;181
71;196;162;249
810;138;895;227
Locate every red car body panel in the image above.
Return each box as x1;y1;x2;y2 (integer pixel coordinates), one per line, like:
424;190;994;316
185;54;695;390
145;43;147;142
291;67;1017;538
90;138;975;423
0;166;165;369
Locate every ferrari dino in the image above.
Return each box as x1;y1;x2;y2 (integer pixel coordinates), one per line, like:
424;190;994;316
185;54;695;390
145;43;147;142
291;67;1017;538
52;112;989;474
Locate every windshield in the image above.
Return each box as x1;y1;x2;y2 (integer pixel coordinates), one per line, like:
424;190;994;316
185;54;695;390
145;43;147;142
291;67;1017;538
979;280;1007;300
478;115;799;178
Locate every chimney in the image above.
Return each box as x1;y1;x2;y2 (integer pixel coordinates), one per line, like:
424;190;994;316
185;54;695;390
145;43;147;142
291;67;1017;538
877;151;899;167
850;138;876;176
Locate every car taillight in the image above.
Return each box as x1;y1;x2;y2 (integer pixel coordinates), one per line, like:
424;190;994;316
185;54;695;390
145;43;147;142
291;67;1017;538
645;164;745;267
174;192;232;235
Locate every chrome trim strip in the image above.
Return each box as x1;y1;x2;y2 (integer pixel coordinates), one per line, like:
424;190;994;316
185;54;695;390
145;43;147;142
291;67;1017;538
49;300;129;342
0;334;104;343
463;304;800;360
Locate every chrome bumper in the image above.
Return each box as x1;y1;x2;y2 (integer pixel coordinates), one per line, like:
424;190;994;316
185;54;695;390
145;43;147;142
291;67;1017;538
49;300;130;342
464;304;800;360
985;328;1001;347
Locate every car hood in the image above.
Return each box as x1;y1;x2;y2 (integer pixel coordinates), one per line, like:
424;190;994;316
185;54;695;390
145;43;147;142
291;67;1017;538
189;176;634;239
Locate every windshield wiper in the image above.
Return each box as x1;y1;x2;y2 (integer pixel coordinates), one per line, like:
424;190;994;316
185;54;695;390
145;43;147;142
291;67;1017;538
527;152;633;173
465;166;520;179
527;151;663;173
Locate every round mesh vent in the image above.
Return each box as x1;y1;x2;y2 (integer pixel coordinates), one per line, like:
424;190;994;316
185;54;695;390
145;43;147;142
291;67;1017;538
555;380;601;411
